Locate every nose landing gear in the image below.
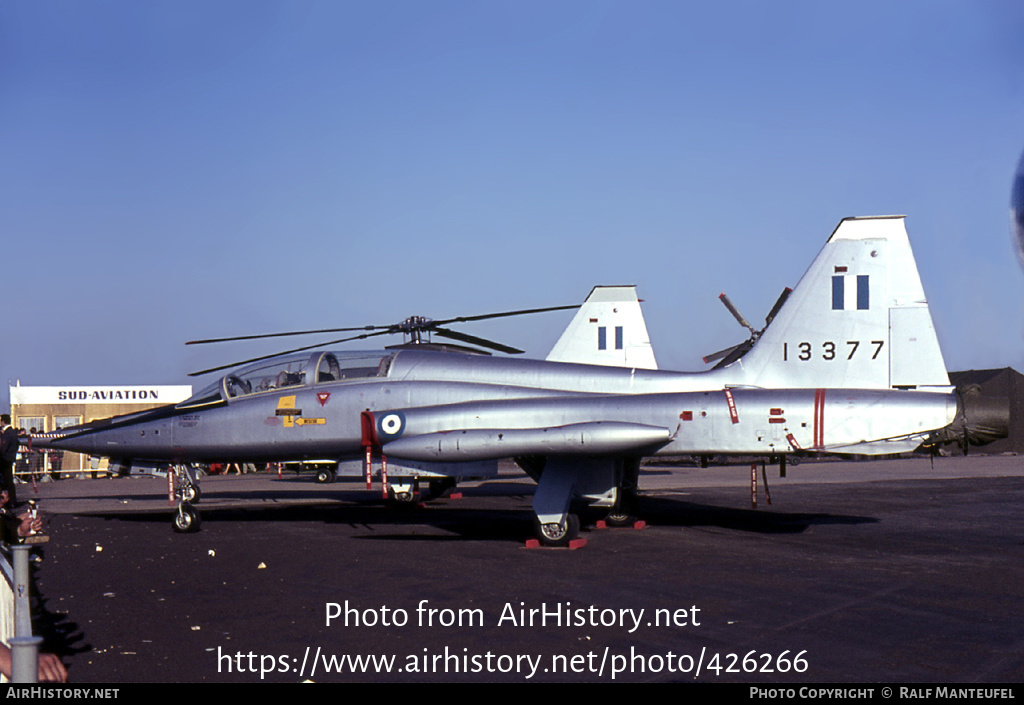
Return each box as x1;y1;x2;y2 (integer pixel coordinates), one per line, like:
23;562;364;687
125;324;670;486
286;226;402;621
169;464;203;533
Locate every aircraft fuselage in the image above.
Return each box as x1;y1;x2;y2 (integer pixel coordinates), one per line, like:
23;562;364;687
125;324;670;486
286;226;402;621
37;349;956;464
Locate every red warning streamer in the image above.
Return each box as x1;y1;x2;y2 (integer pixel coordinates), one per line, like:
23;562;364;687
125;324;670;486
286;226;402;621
360;411;378;489
724;389;739;424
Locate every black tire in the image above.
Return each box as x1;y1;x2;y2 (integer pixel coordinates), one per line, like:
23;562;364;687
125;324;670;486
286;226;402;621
173;504;201;533
387;487;415;503
315;468;336;484
605;488;638;528
604;510;636;528
425;478;457;500
181;483;201;503
534;513;580;547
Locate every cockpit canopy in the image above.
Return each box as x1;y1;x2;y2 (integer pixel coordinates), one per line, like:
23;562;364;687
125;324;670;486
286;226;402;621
177;351;395;408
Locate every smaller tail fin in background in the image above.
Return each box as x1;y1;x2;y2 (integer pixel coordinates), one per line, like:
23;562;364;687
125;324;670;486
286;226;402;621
547;286;658;369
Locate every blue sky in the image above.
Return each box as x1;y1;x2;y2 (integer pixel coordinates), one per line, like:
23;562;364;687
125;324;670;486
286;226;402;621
3;1;1024;401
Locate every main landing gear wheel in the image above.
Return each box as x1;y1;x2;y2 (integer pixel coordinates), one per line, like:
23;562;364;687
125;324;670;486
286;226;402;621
173;503;201;533
604;491;638;528
424;478;457;500
387;486;417;504
604;509;636;528
315;467;336;484
535;513;580;548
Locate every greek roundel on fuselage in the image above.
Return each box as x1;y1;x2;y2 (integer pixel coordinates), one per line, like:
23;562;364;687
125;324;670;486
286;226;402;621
376;411;406;440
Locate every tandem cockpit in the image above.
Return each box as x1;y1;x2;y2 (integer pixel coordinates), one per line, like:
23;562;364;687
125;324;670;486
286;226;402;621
177;351;397;409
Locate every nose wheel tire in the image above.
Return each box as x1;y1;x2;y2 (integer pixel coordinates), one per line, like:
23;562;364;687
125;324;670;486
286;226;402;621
534;513;580;547
181;483;201;503
173;504;201;533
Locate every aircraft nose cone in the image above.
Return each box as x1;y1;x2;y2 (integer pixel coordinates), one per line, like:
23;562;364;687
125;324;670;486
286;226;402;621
1012;148;1024;272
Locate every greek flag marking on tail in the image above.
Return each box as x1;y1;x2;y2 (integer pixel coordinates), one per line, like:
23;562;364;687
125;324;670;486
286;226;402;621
831;274;869;310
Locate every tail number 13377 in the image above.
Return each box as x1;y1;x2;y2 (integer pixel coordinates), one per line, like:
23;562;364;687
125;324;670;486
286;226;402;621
783;340;884;362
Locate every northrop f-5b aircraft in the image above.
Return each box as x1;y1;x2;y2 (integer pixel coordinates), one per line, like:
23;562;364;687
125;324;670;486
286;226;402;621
33;217;970;545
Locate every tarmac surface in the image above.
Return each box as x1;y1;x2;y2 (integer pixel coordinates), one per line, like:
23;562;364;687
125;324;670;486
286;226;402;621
16;454;1024;683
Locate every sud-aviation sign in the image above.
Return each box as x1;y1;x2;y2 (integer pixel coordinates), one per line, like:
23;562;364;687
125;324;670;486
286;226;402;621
10;385;192;405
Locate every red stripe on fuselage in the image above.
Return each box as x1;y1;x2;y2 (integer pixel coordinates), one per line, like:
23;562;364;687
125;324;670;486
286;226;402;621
813;388;825;448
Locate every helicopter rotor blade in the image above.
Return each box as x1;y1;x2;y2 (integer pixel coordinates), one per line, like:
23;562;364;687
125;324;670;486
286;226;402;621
188;330;394;377
718;293;755;334
431;327;524;354
702;342;745;365
711;339;757;369
187;305;578;346
186;325;382;346
187;302;578;375
704;287;794;367
764;287;792;328
429;304;579;327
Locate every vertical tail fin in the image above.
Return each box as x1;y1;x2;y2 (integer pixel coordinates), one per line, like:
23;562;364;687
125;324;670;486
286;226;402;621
547;286;658;369
732;216;949;389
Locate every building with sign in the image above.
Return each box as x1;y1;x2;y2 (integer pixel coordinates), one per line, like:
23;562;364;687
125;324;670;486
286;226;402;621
8;384;192;474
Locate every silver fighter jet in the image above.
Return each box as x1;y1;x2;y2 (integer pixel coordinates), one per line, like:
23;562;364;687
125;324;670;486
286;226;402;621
32;217;967;545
